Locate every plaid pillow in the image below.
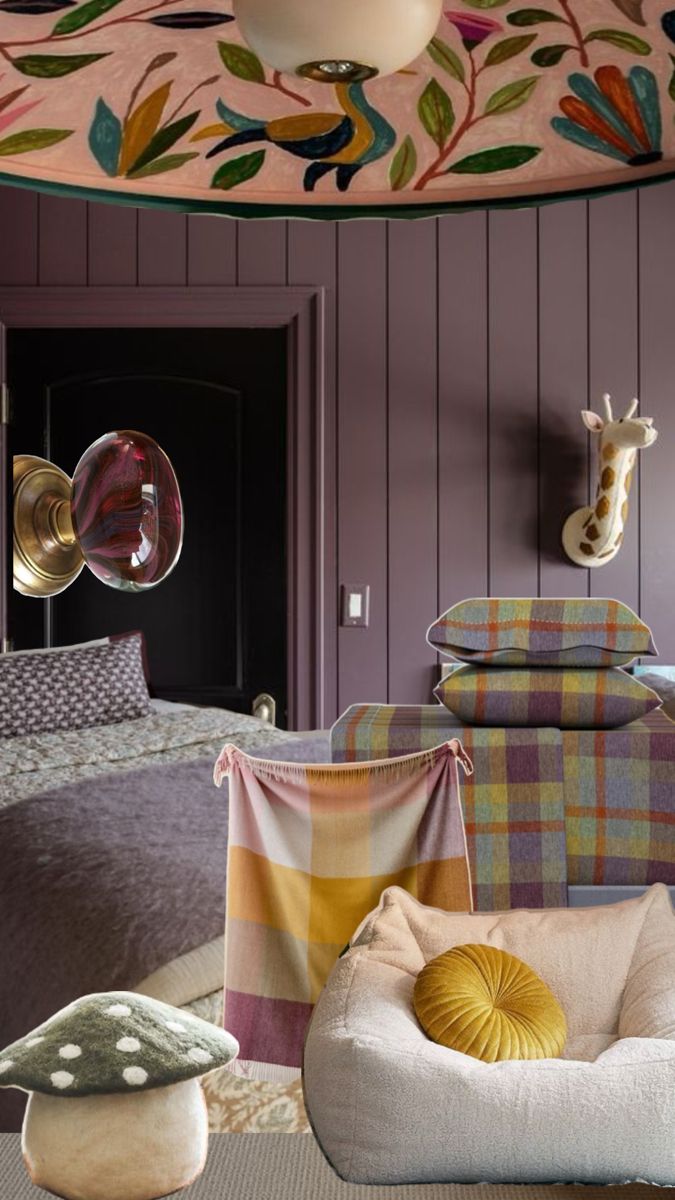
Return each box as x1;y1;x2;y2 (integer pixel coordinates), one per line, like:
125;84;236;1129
435;666;660;729
0;632;151;739
428;598;656;667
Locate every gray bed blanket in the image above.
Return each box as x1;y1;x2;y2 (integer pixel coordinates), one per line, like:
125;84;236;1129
0;725;329;1130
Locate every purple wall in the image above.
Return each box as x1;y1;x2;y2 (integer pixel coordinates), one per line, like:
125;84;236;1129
1;182;674;723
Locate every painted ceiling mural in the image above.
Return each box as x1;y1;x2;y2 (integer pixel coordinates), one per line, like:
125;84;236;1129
0;0;673;214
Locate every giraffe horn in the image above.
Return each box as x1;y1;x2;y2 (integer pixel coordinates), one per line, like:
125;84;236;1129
602;393;613;422
624;397;639;419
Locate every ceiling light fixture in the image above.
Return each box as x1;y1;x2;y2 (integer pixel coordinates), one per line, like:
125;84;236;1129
233;0;444;83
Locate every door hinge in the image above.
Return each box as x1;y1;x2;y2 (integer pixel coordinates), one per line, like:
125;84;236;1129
0;383;10;426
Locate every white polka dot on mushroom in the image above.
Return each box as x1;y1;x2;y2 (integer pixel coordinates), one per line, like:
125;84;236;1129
166;1021;186;1033
51;1071;74;1089
0;1061;13;1075
59;1044;82;1060
116;1037;141;1053
25;1038;45;1049
187;1047;212;1065
105;1004;131;1016
123;1066;148;1086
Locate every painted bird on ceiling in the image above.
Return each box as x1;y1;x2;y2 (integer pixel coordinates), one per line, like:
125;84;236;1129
206;82;396;192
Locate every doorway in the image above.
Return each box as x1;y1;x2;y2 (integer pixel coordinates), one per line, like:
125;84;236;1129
8;326;288;725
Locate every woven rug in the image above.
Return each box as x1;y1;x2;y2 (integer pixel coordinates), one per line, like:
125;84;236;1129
0;1134;669;1198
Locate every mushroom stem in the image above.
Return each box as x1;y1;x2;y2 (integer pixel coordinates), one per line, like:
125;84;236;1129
22;1078;208;1200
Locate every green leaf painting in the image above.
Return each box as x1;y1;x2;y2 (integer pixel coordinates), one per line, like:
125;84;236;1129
531;43;572;66
460;0;510;8
484;35;537;66
418;78;454;149
448;144;541;173
0;127;72;154
507;8;564;24
389;135;417;190
12;52;108;76
127;110;198;174
211;149;265;190
484;76;539;115
88;95;121;175
128;151;198;178
52;0;123;36
584;29;651;55
217;41;265;84
427;37;465;83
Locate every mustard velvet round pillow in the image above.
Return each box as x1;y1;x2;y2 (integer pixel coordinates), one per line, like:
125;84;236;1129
413;944;567;1062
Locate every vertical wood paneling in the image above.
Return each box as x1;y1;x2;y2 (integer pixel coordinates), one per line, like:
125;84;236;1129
237;220;287;284
187;215;237;285
587;191;639;612
3;172;673;706
638;182;675;662
337;221;388;711
88;203;137;286
0;188;38;285
287;221;338;723
137;210;187;284
438;211;488;612
38;196;87;284
387;219;438;704
488;208;539;597
538;200;589;598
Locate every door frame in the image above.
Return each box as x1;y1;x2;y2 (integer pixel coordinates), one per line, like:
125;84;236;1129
0;285;332;730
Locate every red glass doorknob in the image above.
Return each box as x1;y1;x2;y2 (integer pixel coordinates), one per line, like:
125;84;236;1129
71;431;183;592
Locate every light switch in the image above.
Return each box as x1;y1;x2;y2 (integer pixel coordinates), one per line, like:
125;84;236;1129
340;584;370;628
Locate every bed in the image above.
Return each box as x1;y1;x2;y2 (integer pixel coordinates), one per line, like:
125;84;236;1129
0;697;326;1133
331;702;675;910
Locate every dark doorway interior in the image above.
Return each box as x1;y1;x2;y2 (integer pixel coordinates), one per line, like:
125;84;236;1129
8;327;288;725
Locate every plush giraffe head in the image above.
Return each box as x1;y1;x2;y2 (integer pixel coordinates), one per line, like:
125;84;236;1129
581;393;658;450
562;393;658;568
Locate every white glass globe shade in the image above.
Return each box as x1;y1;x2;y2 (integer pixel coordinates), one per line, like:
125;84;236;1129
233;0;444;82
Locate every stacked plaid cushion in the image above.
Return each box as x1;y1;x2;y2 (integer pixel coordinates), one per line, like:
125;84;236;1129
435;665;660;730
428;597;656;667
431;598;660;731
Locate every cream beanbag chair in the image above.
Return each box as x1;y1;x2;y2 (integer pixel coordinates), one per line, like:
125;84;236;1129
303;884;675;1186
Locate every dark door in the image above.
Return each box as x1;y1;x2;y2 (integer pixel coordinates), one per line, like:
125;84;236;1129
7;327;288;726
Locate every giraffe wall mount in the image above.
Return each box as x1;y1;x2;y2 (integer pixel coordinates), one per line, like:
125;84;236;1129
562;395;658;568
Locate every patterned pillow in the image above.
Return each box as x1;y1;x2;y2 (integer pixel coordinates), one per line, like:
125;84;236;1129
434;666;660;730
427;598;656;667
0;632;151;740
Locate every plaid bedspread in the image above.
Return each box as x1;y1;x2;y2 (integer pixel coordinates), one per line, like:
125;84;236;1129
331;705;567;911
331;704;675;908
562;708;675;887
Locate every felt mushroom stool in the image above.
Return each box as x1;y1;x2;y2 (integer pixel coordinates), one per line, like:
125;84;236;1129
0;991;239;1200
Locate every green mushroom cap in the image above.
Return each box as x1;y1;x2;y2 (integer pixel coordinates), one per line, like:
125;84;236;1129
0;992;238;1098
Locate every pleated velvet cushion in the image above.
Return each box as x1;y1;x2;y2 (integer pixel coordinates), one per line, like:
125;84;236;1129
413;944;567;1062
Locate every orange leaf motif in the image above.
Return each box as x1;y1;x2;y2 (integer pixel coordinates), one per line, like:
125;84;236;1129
118;79;172;177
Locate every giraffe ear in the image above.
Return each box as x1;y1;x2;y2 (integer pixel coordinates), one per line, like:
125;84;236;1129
581;410;604;433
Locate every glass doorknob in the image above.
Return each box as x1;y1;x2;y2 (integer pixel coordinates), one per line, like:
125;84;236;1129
13;430;183;598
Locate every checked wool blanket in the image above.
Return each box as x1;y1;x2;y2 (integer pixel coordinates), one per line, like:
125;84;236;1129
213;740;473;1080
331;704;675;910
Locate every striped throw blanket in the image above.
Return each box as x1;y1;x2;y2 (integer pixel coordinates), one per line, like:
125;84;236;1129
213;741;473;1080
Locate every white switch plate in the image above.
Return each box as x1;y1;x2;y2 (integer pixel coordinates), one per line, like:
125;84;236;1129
340;584;370;628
